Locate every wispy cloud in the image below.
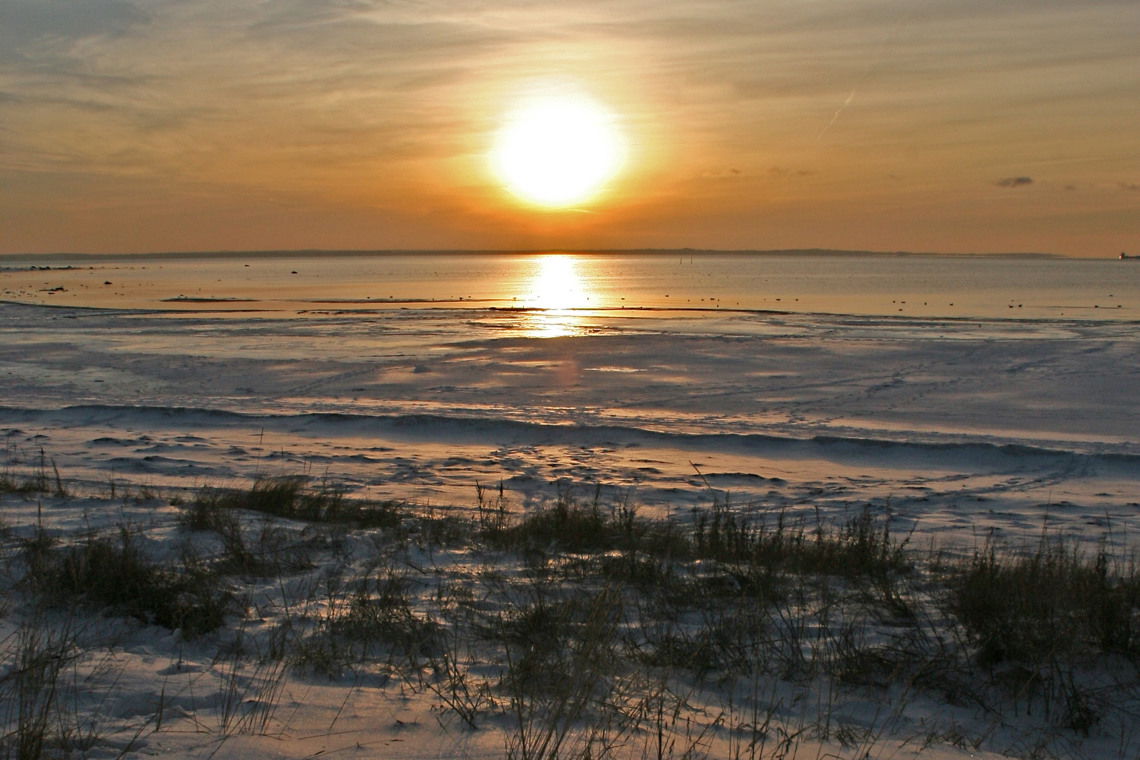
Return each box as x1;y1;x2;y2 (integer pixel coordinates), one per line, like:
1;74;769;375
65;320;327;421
769;167;815;179
0;0;146;63
2;0;1138;253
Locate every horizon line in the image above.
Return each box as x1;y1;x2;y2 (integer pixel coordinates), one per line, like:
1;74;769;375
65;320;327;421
0;247;1070;260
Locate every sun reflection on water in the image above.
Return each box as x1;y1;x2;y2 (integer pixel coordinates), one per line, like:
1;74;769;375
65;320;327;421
520;255;592;337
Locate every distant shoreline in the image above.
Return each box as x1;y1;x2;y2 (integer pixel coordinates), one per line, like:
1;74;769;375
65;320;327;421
0;247;1067;262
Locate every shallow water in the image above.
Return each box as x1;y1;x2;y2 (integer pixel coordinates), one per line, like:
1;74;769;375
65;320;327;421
3;251;1137;322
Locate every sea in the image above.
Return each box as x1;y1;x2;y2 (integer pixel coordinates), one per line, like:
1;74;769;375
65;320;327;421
2;251;1137;548
2;250;1137;322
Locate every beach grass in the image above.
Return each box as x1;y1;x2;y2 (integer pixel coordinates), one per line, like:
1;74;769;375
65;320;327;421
2;471;1139;759
950;534;1140;665
22;525;235;637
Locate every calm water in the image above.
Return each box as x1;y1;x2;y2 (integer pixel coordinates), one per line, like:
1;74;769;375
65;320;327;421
2;251;1137;321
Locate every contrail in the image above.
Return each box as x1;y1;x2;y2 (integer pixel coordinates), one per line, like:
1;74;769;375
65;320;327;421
817;87;858;141
816;8;915;142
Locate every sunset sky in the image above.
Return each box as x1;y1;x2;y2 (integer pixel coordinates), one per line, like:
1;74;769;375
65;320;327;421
2;0;1138;256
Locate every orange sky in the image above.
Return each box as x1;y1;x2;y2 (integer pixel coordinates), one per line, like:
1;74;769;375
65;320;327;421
2;1;1138;256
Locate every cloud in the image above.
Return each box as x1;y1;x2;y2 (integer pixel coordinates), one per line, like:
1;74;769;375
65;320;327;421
769;166;815;179
3;0;1140;254
699;167;743;179
0;0;145;63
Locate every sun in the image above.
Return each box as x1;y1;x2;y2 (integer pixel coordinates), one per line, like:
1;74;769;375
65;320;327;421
491;93;625;208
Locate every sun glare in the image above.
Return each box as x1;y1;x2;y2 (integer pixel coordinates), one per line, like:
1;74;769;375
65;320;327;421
520;255;592;337
527;255;589;309
491;94;625;208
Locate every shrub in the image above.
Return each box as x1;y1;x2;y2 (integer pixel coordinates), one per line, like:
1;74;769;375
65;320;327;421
27;527;233;636
949;535;1140;666
191;477;404;527
0;619;76;760
693;504;909;579
485;499;613;554
294;569;441;676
